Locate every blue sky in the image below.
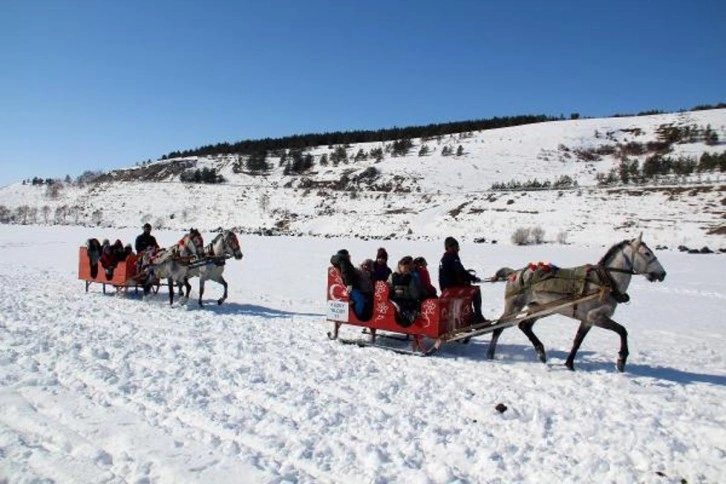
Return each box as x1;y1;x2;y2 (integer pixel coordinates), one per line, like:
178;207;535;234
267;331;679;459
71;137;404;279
1;0;724;186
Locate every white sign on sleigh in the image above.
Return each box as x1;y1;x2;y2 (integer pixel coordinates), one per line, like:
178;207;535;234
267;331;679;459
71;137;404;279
327;300;349;322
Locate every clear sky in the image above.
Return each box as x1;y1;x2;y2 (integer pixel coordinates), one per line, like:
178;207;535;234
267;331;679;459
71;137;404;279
1;0;724;186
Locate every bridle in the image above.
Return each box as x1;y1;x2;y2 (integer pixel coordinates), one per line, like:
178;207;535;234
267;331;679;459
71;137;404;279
598;239;659;302
604;239;659;276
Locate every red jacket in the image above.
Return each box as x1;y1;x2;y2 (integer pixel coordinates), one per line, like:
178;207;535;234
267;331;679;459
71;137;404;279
416;266;437;297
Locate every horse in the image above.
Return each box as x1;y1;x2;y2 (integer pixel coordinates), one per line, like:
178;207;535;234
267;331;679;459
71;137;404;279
186;229;243;306
487;234;666;372
140;229;205;305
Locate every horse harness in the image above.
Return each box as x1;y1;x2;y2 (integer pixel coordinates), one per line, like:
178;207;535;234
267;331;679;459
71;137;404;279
199;233;239;267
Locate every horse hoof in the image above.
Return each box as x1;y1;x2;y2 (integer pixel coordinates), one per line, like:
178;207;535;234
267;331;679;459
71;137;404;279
565;361;575;371
538;352;547;363
485;352;495;360
616;359;626;372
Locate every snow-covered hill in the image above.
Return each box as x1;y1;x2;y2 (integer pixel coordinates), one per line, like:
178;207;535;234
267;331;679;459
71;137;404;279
2;109;725;249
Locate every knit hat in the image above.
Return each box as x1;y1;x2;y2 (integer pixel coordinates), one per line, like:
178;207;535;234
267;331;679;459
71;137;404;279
337;249;350;258
376;247;388;260
444;236;459;249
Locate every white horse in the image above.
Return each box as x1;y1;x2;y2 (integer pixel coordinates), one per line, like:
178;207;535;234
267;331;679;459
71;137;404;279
488;234;667;372
186;230;243;306
141;229;205;305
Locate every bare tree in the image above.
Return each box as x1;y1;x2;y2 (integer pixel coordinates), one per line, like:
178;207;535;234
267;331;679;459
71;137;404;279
70;206;82;225
0;205;10;223
91;209;103;226
259;193;270;213
27;206;38;224
54;205;68;224
41;205;51;224
45;183;62;200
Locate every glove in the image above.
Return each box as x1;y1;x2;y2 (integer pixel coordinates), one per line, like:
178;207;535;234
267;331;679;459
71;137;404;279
346;285;353;294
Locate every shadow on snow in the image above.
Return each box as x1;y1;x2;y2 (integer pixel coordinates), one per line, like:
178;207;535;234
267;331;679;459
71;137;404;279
195;301;323;320
358;336;726;385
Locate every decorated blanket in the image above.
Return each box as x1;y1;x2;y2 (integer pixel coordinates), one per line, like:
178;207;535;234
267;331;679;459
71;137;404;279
507;262;603;298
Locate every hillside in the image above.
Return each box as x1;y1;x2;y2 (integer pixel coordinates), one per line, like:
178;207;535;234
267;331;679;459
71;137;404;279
1;109;725;250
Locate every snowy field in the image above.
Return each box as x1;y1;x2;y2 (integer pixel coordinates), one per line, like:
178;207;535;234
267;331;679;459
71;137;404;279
0;225;724;483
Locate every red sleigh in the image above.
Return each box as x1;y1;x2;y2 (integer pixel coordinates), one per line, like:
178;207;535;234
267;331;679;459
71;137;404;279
326;266;482;354
78;247;143;293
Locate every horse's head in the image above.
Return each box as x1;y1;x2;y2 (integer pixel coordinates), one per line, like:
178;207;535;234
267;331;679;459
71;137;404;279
181;228;204;256
221;230;243;260
628;233;667;282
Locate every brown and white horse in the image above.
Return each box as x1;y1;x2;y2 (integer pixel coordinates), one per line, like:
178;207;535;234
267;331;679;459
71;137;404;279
186;230;243;306
141;229;205;305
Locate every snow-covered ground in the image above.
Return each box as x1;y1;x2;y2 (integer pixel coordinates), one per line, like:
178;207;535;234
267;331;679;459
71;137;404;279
1;225;724;483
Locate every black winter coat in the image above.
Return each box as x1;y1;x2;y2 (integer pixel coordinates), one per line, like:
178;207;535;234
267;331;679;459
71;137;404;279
389;272;423;302
330;254;362;290
135;233;158;254
438;250;476;291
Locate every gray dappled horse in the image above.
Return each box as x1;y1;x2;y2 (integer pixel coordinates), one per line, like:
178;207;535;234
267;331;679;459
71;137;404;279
488;234;666;372
186;230;243;306
141;229;205;305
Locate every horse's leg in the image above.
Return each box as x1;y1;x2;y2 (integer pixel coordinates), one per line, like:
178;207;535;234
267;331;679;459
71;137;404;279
168;278;174;305
518;318;546;363
486;327;506;360
487;297;521;360
593;317;629;372
198;277;205;307
182;278;191;304
565;321;592;371
175;280;184;304
216;275;228;305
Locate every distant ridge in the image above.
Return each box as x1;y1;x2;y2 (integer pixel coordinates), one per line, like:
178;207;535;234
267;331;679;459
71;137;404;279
1;107;724;250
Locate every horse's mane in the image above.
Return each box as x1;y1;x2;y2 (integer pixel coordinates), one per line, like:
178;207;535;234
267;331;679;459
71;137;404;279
204;233;223;251
598;239;630;266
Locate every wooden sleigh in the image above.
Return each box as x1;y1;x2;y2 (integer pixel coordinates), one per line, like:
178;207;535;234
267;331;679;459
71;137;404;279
326;266;605;355
78;247;155;294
